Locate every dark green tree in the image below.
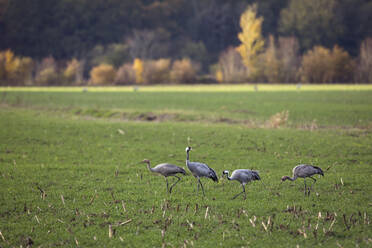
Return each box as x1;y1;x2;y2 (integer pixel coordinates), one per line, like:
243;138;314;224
279;0;344;52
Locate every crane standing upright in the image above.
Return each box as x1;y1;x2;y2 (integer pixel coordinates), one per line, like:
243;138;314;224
140;159;186;193
281;164;324;196
185;147;218;196
222;169;261;200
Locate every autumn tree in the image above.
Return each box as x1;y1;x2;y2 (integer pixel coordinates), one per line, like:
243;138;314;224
133;58;144;84
63;58;83;85
35;56;58;85
89;64;115;85
355;38;372;83
277;36;300;83
262;35;280;83
236;4;265;79
299;45;354;83
218;47;247;83
0;50;34;85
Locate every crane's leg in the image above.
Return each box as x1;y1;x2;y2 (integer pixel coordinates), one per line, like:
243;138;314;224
304;178;308;196
243;184;246;200
169;176;181;193
198;178;205;196
196;178;199;193
232;185;245;200
165;177;169;193
309;176;317;190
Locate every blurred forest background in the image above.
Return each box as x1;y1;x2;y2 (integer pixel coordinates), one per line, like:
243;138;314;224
0;0;371;85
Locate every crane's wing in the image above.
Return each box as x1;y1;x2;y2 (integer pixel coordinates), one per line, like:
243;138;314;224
188;162;218;182
236;169;260;181
155;163;186;175
295;164;323;177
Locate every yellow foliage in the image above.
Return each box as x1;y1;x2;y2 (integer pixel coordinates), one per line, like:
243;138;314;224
64;59;82;84
5;50;16;73
133;58;144;84
5;50;21;80
300;45;354;83
0;50;34;85
170;58;198;84
143;59;171;84
89;64;116;85
37;67;58;85
215;69;223;83
236;4;265;77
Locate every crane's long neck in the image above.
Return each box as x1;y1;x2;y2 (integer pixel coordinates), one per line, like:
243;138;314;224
186;151;190;167
284;175;297;181
145;161;154;172
224;172;232;180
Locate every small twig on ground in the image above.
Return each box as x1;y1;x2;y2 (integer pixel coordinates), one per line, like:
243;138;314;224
0;230;6;241
205;207;209;219
60;195;65;205
118;219;132;226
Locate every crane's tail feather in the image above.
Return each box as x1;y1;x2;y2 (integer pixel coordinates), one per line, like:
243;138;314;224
252;170;261;181
209;168;219;182
312;166;324;176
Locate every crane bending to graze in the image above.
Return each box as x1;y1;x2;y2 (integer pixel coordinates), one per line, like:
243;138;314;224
140;159;186;193
185;147;218;196
222;169;261;200
281;164;324;196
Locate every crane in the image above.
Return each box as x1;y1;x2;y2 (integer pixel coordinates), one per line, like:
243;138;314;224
140;159;186;193
222;169;261;200
185;147;218;196
281;164;324;196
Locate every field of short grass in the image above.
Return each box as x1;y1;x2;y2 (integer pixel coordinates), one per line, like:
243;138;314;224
0;85;371;247
2;86;372;128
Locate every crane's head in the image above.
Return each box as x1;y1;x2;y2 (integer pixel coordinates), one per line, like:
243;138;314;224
185;146;192;152
281;176;290;181
222;170;229;177
141;159;150;164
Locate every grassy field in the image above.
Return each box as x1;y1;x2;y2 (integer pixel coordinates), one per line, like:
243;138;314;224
0;85;371;247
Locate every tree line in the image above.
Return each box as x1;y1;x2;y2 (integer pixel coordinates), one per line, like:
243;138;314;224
0;0;371;85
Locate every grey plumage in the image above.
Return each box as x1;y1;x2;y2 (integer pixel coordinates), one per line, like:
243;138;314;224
141;159;186;193
185;146;218;196
222;169;261;200
281;164;324;196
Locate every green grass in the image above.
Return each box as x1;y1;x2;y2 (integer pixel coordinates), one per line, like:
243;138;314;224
2;84;372;92
0;86;371;247
1;89;372;128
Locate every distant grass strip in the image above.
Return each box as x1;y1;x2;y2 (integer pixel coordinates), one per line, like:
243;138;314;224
1;84;372;92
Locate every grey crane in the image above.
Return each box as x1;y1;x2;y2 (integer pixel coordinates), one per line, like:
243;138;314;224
222;169;261;200
140;159;186;193
185;147;218;196
281;164;324;196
